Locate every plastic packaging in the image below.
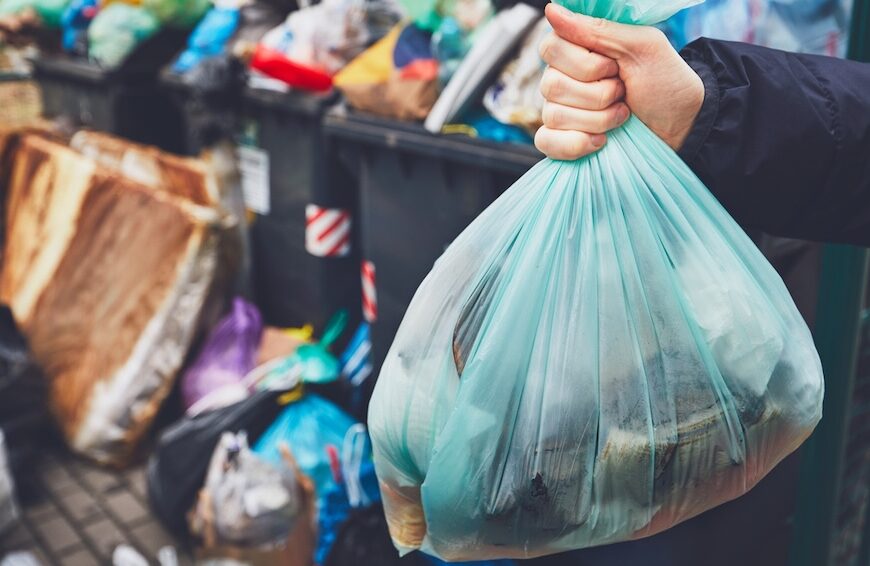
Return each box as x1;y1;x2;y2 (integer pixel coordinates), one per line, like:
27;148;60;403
141;0;209;26
368;0;824;560
482;17;549;135
430;0;493;83
251;0;402;90
147;389;287;535
60;0;97;54
172;5;240;73
190;431;300;547
87;3;160;68
180;297;263;413
334;23;439;121
424;3;539;133
253;394;364;495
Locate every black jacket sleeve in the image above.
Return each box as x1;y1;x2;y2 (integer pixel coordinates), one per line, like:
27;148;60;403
678;38;870;247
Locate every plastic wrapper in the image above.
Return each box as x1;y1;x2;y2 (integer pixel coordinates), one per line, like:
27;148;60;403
424;3;539;133
60;0;97;55
335;23;439;121
313;425;380;563
181;297;263;413
141;0;209;26
0;132;233;465
430;0;493;83
172;5;240;73
482;16;548;135
368;0;825;560
252;0;402;90
190;431;300;547
147;389;287;535
87;3;160;68
253;394;365;493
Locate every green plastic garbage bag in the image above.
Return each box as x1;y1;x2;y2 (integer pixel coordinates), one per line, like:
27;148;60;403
367;0;825;561
88;3;160;68
141;0;209;27
0;0;67;28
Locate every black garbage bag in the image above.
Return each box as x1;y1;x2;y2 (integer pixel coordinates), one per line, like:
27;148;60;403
0;305;49;499
146;389;285;535
324;504;430;566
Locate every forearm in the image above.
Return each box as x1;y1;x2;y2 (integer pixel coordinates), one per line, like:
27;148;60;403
678;38;870;247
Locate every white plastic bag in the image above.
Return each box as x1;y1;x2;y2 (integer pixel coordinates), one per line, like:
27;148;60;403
191;431;301;547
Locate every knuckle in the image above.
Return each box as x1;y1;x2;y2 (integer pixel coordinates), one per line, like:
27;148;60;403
538;35;557;62
540;69;563;100
541;103;557;128
597;84;612;110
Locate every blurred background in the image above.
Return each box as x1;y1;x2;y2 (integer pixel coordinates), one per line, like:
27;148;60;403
0;0;867;565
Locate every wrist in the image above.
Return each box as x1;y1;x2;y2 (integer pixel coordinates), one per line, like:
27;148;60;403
666;70;705;150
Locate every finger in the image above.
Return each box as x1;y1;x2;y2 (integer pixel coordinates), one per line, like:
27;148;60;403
540;68;625;111
545;2;648;59
535;127;607;160
539;33;618;82
541;101;630;134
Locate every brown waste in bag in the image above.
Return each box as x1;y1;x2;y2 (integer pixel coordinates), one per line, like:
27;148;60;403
0;132;234;465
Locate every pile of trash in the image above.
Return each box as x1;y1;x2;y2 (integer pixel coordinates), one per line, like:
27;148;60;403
0;127;239;465
161;0;547;144
144;298;435;563
0;0;209;67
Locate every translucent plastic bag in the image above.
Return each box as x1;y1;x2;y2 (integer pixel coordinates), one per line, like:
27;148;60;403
87;3;159;68
254;394;363;493
191;431;301;547
180;297;263;413
257;0;402;77
367;0;824;560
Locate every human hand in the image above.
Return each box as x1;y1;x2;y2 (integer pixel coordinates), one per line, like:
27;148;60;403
534;2;705;160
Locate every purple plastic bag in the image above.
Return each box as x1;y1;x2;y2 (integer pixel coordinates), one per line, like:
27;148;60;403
181;297;263;412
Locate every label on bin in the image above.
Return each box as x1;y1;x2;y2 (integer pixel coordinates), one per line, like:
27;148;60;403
237;145;270;215
306;205;352;257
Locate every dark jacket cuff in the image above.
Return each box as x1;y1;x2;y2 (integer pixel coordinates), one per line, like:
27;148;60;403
677;45;720;165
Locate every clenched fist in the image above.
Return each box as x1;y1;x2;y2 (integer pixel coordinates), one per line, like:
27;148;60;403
535;2;705;160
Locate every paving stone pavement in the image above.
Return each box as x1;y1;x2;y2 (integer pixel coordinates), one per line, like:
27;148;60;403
1;445;194;565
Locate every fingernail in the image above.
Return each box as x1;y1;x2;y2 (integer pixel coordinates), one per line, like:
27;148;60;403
591;134;606;148
618;105;630;122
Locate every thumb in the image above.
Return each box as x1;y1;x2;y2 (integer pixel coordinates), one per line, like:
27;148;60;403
545;2;644;59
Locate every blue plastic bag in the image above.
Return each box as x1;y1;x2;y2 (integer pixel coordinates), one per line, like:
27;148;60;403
253;394;362;496
172;5;240;73
368;0;824;560
60;0;97;53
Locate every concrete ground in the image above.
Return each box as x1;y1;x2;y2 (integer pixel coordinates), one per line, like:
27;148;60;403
1;444;192;565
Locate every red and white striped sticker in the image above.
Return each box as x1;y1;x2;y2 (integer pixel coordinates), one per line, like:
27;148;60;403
361;260;377;323
305;205;352;257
